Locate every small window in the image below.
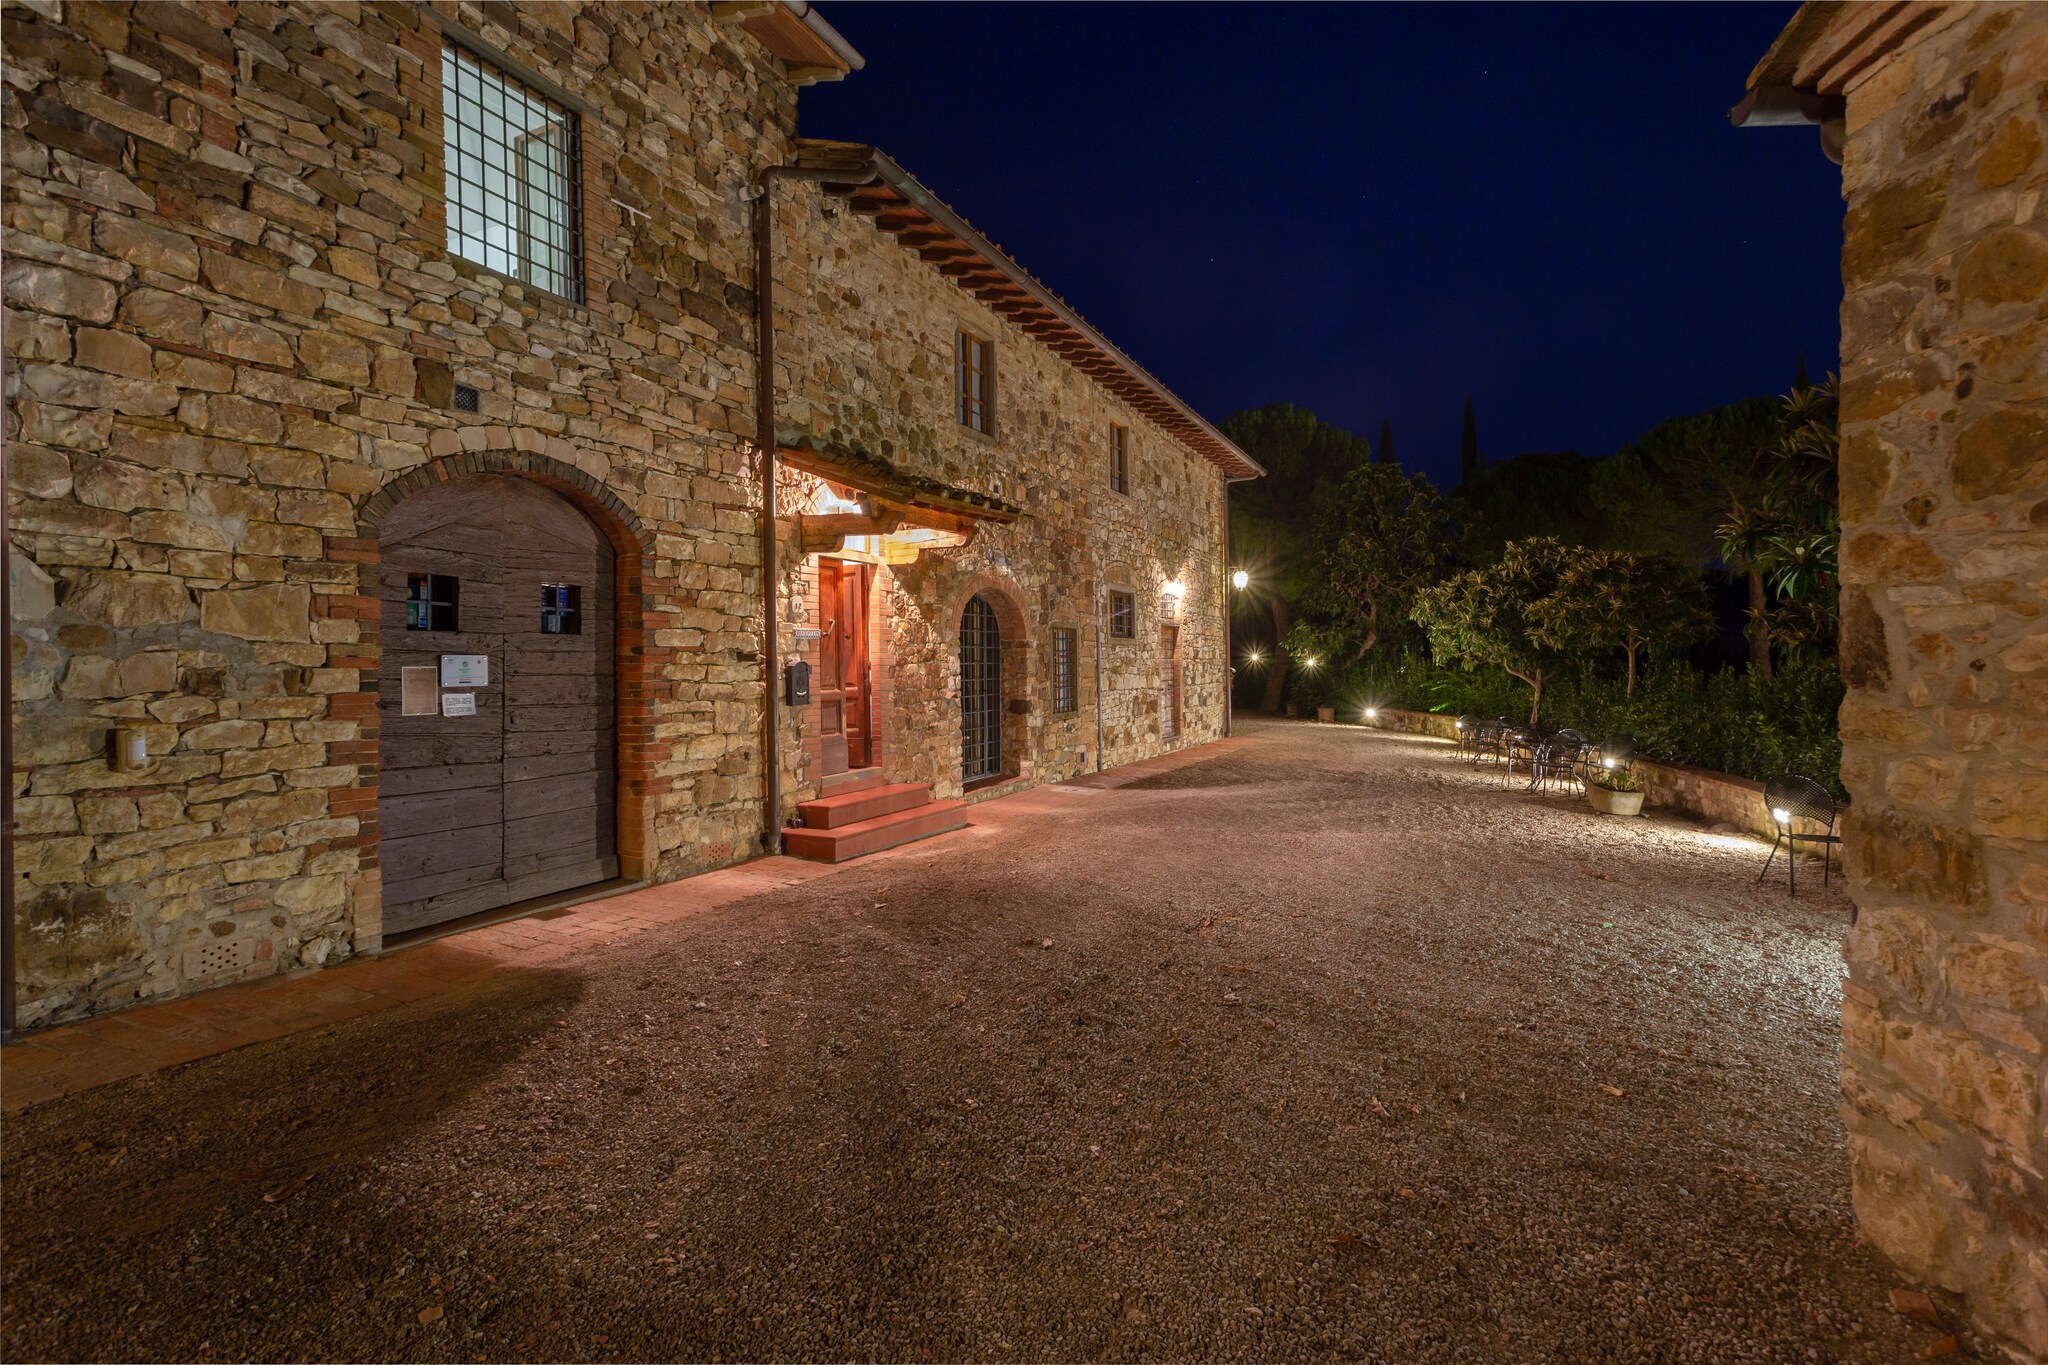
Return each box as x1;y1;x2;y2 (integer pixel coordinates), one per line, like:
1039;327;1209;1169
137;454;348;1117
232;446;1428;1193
442;41;582;301
1052;627;1078;713
406;574;460;632
1107;590;1135;640
956;330;992;434
540;583;581;634
1109;424;1129;495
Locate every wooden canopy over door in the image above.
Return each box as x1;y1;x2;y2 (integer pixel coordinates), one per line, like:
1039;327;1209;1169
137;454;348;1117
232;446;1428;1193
377;475;618;936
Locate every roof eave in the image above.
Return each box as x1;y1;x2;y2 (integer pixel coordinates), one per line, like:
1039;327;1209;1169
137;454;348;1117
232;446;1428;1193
797;140;1264;481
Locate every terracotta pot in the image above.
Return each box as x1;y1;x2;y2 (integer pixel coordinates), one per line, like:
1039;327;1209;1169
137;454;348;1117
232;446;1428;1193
1316;706;1335;723
1587;785;1644;816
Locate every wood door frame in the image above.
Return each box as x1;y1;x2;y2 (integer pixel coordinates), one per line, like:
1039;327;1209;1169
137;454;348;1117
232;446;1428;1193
356;452;664;950
1160;622;1182;741
814;557;875;775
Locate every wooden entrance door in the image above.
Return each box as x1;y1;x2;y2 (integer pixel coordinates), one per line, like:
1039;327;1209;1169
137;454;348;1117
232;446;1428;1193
378;475;617;935
960;594;1002;782
1160;624;1182;740
815;558;873;775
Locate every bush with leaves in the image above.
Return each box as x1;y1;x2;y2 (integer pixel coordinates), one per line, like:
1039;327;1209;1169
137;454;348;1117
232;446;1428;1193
1533;547;1714;698
1412;537;1587;724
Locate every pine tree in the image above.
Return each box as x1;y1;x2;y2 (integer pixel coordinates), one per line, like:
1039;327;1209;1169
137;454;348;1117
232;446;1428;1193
1376;419;1395;467
1459;398;1479;483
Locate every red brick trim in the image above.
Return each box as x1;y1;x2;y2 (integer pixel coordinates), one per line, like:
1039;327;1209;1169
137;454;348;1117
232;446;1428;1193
351;454;672;924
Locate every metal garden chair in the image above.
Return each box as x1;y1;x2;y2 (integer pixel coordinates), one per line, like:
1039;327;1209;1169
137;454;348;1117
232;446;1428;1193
1454;715;1484;760
1534;728;1590;793
1758;774;1842;896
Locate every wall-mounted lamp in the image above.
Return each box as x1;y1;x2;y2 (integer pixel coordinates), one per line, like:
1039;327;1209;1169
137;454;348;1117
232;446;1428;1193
110;728;150;773
1231;569;1249;591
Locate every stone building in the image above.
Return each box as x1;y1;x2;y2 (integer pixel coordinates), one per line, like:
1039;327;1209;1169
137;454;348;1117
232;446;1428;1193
1739;3;2047;1356
2;1;1257;1027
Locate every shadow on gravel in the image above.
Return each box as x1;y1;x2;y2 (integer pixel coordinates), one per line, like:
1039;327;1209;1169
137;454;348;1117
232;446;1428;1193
0;967;583;1363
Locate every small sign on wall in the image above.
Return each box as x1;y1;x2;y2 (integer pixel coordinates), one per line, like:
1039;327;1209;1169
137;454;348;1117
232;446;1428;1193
400;666;437;716
440;654;488;687
440;691;478;718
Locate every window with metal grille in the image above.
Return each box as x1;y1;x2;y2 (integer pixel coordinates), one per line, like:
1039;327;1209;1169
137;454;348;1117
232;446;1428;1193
960;594;1002;781
1107;590;1135;639
406;574;460;631
957;330;991;434
1109;424;1129;495
1052;626;1077;713
540;583;581;634
442;41;582;301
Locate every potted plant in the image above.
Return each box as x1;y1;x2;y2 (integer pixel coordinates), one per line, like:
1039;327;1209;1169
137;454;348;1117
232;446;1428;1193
1587;764;1645;816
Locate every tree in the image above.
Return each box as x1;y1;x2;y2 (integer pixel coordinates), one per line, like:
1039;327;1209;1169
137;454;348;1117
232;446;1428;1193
1222;405;1373;712
1412;536;1583;723
1300;463;1451;659
1459;398;1479;484
1744;378;1840;662
1377;419;1395;468
1535;548;1713;697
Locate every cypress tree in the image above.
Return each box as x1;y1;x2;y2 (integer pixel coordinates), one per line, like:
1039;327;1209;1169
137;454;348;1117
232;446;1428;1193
1376;419;1395;467
1459;398;1479;482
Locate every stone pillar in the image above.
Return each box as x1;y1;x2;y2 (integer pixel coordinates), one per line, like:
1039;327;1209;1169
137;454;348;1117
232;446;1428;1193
1829;4;2048;1356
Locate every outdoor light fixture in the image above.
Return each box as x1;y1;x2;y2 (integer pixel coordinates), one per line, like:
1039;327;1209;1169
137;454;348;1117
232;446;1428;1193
1231;569;1249;590
1162;580;1186;599
1603;758;1616;769
1245;649;1264;664
1302;656;1319;669
1364;707;1378;720
1772;807;1791;823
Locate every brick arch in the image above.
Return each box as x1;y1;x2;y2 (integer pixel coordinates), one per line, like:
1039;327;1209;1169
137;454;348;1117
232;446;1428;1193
344;453;672;939
945;567;1035;786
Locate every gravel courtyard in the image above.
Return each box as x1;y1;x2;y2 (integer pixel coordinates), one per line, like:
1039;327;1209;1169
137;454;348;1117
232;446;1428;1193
2;720;1951;1363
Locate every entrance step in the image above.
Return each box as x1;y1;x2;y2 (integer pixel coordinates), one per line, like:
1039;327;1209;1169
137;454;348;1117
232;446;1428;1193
819;766;885;797
796;781;931;829
781;799;969;864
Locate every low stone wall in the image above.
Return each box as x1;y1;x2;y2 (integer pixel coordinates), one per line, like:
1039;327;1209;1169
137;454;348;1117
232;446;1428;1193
1369;709;1786;842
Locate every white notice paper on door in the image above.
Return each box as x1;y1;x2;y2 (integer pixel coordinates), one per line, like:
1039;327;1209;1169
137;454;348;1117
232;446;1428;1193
440;691;478;718
401;666;437;716
440;654;488;687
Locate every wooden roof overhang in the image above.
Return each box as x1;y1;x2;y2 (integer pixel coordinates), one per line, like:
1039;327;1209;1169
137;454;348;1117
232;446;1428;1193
1745;1;1961;96
780;435;1023;551
714;2;864;85
796;139;1265;483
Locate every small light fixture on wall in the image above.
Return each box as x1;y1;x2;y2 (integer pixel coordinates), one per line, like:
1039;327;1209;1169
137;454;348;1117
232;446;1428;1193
1161;579;1186;618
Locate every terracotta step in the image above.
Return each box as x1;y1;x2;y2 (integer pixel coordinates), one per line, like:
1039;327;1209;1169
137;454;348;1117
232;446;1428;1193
797;781;931;829
819;766;884;797
781;800;969;863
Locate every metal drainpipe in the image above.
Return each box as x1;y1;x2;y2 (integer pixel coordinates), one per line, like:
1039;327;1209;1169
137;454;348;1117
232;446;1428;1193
1092;584;1105;772
2;295;14;1041
751;155;878;856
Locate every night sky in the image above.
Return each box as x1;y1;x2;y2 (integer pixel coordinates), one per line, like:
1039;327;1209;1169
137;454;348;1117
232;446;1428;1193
801;2;1845;491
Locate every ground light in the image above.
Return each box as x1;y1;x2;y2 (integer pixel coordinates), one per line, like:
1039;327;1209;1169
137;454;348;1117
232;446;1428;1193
1772;807;1791;823
1363;707;1378;721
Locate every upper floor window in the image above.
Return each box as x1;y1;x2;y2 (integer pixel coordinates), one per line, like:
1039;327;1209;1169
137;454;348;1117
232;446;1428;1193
1109;423;1129;495
957;330;992;434
1107;590;1136;639
442;41;582;302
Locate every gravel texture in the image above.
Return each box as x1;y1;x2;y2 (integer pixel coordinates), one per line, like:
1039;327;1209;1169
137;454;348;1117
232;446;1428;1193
2;720;1962;1362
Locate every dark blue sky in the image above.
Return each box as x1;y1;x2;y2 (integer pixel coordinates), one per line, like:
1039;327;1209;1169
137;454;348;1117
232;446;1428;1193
801;2;1844;490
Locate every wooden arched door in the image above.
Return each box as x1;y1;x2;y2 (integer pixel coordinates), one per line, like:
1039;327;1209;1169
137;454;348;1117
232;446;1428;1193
377;475;617;934
960;593;1002;783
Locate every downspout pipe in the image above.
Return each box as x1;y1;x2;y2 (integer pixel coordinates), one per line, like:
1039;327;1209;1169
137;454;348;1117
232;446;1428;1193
2;297;14;1040
751;155;879;856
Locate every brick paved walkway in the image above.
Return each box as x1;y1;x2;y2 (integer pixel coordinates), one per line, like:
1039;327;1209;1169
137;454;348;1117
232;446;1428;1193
0;739;1253;1112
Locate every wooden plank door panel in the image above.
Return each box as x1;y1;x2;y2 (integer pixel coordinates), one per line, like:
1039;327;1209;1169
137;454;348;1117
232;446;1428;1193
377;474;616;935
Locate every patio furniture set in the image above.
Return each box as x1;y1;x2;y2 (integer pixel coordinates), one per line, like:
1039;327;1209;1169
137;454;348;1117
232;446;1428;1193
1447;715;1840;895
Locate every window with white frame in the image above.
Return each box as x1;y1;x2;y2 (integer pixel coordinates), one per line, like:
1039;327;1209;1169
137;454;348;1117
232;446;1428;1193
442;41;582;301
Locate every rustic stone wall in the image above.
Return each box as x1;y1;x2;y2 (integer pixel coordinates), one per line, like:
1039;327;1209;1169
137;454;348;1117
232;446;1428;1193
1828;4;2048;1355
773;188;1228;805
3;0;795;1025
4;0;1236;1027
